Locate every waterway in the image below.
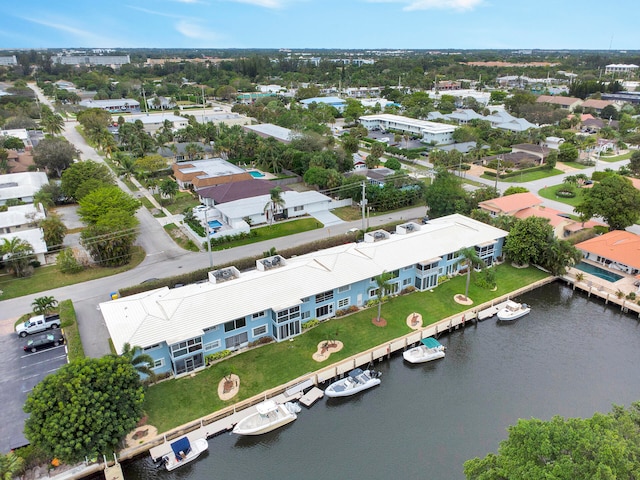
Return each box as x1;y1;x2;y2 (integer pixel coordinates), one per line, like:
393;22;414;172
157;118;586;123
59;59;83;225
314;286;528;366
122;282;640;479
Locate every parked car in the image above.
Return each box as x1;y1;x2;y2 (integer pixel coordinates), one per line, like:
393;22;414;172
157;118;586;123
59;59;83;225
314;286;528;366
23;332;65;353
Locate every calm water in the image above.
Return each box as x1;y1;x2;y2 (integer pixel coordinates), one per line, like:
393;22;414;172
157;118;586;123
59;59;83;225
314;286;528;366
123;282;640;480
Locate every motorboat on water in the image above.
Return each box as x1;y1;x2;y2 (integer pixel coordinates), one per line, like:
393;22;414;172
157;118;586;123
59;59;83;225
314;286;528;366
232;400;300;435
402;337;445;364
497;300;531;322
161;436;208;471
324;368;381;398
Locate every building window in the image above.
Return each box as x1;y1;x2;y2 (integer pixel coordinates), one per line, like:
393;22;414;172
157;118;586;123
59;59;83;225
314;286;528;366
301;311;310;320
403;265;413;271
152;358;164;369
224;318;246;332
170;338;202;358
316;304;334;318
252;311;266;320
225;332;248;349
337;285;350;293
338;298;350;308
276;306;300;323
369;288;379;298
294;205;303;212
204;340;221;351
143;344;161;352
315;290;334;303
202;325;218;333
403;278;411;286
252;325;267;337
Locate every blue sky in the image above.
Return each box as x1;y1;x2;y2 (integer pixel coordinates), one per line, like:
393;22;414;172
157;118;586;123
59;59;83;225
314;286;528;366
1;0;639;50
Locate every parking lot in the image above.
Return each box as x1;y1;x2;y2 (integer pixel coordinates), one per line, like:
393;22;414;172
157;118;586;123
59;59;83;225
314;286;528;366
0;323;68;452
367;129;425;150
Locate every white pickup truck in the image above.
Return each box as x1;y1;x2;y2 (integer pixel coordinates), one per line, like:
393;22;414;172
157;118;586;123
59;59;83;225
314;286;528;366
16;314;61;337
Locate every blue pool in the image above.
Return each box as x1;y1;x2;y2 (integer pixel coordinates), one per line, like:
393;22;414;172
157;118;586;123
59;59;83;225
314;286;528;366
576;262;624;282
249;170;265;178
208;220;223;228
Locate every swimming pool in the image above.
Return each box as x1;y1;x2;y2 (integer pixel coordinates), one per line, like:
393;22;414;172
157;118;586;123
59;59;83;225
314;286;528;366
249;170;265;178
208;220;223;228
576;262;624;282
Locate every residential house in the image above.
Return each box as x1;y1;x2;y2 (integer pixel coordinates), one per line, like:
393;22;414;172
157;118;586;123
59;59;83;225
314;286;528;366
147;96;176;110
359;114;457;145
581;99;616;115
0;172;49;206
197;179;291;206
79;98;141;113
243;124;295;144
0;204;48;264
100;214;508;378
158;142;214;163
445;109;485;125
543;136;565;150
535;95;583;111
576;231;640;275
172;159;253;190
510;144;551;165
300;96;347;113
124;113;188;134
352;153;367;171
5;149;35;173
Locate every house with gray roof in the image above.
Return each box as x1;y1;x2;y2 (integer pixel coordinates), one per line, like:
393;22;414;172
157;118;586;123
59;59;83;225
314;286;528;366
197;179;291;205
300;96;347;113
243;123;295;144
0;172;49;206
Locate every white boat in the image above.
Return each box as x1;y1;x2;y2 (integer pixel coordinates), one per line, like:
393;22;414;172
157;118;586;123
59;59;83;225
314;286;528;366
232;400;300;435
497;300;531;322
324;368;381;398
161;436;208;471
403;337;445;364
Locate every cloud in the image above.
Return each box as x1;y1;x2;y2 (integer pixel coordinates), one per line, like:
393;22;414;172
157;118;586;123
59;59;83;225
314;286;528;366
404;0;483;11
225;0;287;8
175;20;222;42
127;5;189;19
18;16;112;46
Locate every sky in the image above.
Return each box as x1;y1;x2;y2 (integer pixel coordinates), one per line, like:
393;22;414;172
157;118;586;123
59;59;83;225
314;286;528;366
1;0;639;51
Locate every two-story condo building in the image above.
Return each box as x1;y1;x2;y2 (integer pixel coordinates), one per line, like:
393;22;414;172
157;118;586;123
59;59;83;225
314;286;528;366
100;214;507;378
359;114;457;145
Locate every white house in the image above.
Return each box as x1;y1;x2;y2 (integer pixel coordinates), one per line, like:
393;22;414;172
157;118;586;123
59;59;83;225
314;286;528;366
359;114;457;145
0;172;49;206
125;113;189;134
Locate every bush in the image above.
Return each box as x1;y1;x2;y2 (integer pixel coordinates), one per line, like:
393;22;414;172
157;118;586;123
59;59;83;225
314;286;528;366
207;230;257;247
57;248;84;274
248;336;274;347
626;292;636;300
205;350;232;365
59;299;85;362
302;319;320;330
400;285;417;295
335;305;359;317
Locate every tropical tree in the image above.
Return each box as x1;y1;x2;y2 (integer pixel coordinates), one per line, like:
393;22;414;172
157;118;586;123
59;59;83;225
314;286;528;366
504;217;554;266
120;343;155;379
574;174;640;230
78;186;141;225
159;178;179;203
80;210;139;267
23;356;144;464
373;272;393;322
60;160;115;201
40;111;64;136
40;214;67;251
457;247;485;301
115;154;139;180
0;452;24;480
0;237;35;277
264;186;285;226
32;137;78;177
424;168;472;218
31;296;58;315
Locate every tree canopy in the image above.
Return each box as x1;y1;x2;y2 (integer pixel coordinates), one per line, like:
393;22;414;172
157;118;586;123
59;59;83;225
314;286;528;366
424;169;471;218
24;356;144;464
464;402;640;480
78;186;141;225
574;174;640;230
33;137;78;177
61;160;115;201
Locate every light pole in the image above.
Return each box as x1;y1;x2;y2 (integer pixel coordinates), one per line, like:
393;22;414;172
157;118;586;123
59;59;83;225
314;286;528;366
204;208;213;269
494;155;501;193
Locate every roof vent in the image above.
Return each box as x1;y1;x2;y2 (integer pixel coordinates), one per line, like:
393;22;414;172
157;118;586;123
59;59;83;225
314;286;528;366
257;255;286;271
396;222;420;235
363;229;390;243
208;266;240;284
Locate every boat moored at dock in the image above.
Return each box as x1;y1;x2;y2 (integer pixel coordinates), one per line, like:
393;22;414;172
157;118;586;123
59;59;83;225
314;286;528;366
403;337;445;364
161;436;208;471
497;300;531;322
324;368;381;398
232;400;300;436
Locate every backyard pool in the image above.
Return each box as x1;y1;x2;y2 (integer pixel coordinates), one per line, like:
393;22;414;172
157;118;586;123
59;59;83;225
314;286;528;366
208;220;223;228
576;261;624;282
249;170;265;178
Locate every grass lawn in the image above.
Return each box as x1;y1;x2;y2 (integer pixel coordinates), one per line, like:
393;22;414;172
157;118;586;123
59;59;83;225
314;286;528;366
538;185;587;208
559;161;589;170
482;168;564;183
164;223;199;252
143;263;550;432
599;151;632;162
0;247;145;302
211;218;322;251
155;191;200;215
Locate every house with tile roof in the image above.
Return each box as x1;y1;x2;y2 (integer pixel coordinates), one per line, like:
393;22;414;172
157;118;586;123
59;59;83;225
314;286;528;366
581;99;617;115
100;214;508;378
535;95;583;111
511;144;551;165
576;231;640;275
196;179;291;206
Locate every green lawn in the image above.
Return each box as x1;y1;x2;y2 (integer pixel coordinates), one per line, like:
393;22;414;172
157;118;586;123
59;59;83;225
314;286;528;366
559;161;589;170
481;168;564;183
599;151;632;162
143;264;550;432
212;218;322;250
155;191;200;215
0;247;145;302
538;185;587;208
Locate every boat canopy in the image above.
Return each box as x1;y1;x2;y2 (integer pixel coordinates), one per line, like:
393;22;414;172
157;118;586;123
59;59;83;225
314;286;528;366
421;337;442;349
256;400;279;415
349;368;364;378
170;437;191;460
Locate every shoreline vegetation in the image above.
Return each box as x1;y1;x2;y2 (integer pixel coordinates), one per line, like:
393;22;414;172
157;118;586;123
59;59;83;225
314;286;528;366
142;263;549;433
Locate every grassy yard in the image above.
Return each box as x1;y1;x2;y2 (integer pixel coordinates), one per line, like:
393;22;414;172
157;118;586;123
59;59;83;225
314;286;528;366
599;151;632;162
559;161;589;170
154;191;200;215
482;168;564;183
164;223;199;252
143;263;550;432
537;185;587;208
211;218;322;251
0;247;145;302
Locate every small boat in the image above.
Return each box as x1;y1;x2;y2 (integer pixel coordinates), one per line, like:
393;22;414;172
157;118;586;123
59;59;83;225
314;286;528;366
161;436;208;471
403;337;445;364
324;368;381;398
232;400;300;435
497;300;531;322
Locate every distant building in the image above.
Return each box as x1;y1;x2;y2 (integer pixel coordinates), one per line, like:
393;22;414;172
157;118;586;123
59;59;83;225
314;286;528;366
535;95;583;111
604;64;639;75
243;124;295;144
581;99;616;114
124;113;188;134
0;56;18;66
79;98;141;113
300;96;347;113
52;55;131;68
359;113;457;145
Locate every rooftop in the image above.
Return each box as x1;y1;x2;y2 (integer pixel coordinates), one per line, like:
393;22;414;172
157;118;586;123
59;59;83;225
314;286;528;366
576;231;640;270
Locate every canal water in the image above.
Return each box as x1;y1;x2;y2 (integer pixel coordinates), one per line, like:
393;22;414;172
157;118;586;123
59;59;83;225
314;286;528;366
123;282;640;479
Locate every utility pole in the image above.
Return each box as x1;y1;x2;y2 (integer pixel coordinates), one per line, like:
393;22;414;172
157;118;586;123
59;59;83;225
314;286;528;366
361;181;366;232
494;155;501;193
204;208;213;269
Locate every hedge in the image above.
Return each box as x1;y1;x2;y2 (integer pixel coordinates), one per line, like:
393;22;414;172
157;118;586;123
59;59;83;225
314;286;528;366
483;164;549;179
59;299;85;362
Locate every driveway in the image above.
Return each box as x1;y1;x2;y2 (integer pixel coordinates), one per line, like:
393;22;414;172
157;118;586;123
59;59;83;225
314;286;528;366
309;210;344;227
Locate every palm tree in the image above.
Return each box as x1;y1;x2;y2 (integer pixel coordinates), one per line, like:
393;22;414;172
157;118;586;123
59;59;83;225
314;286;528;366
159;178;179;203
116;154;139;180
120;342;155;379
1;237;35;277
264;187;285;226
40;112;64;136
457;247;485;301
31;296;58;315
373;272;393;323
0;452;24;480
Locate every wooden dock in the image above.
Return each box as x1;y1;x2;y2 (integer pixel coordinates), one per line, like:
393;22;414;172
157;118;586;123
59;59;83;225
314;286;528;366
477;301;509;320
299;387;324;407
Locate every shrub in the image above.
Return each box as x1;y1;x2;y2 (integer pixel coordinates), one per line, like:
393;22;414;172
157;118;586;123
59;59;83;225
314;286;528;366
57;248;84;274
248;336;274;347
400;286;416;295
302;319;320;330
555;188;576;198
336;305;359;317
626;292;636;301
206;350;232;365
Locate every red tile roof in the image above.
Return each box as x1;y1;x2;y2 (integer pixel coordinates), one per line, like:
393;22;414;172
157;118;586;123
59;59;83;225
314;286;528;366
576;231;640;270
478;192;543;215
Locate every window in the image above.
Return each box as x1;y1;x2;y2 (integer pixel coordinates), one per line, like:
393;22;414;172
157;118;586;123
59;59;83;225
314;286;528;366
143;344;161;352
301;311;311;320
252;325;267;337
403;278;411;286
315;290;334;303
152;358;164;369
403;265;413;271
337;285;350;293
224;318;246;332
276;306;300;323
316;304;334;318
204;340;221;351
202;325;218;333
338;298;350;308
170;338;203;358
301;297;310;302
252;311;266;320
369;288;379;298
389;270;400;279
294;205;303;212
447;252;455;261
225;332;248;349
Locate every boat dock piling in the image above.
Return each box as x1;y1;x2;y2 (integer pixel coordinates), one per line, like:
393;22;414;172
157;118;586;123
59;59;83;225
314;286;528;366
102;455;124;480
299;387;324;407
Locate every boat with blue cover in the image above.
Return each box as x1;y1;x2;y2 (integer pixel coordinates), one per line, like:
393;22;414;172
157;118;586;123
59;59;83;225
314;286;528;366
324;368;381;398
161;436;208;471
402;337;446;364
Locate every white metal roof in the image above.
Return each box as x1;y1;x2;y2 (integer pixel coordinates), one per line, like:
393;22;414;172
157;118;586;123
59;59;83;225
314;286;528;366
0;172;48;202
100;214;507;352
0;228;47;255
0;204;45;229
215;190;330;219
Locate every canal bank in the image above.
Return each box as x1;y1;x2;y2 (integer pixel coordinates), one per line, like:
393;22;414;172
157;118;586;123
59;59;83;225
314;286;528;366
118;281;640;480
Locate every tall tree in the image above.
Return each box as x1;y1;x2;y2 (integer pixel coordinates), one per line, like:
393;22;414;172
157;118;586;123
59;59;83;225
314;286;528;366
31;296;58;315
80;210;139;267
424;169;471;218
60;160;115;201
0;237;34;277
24;356;144;464
33;137;78;177
78;186;141;225
503;216;554;266
373;272;393;322
40;214;67;251
457;247;485;301
40;111;64;136
263;187;285;226
120;343;155;379
574;174;640;230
